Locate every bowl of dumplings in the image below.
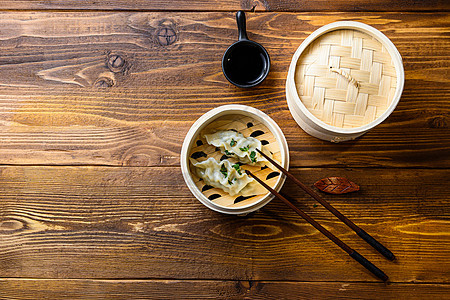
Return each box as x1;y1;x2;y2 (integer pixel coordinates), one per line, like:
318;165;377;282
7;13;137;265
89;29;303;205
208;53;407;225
181;105;289;215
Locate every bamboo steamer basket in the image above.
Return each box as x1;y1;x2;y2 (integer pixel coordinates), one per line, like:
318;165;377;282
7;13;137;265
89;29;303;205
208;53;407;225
286;21;404;142
181;105;289;215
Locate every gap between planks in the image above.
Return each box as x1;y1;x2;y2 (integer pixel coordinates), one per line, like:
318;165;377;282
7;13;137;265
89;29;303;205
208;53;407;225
0;9;448;13
0;164;448;170
1;278;449;285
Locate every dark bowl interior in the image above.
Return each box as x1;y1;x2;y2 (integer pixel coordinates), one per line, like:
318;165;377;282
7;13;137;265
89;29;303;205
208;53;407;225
222;40;270;88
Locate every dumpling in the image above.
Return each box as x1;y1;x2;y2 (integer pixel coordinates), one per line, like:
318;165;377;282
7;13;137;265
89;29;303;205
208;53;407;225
204;130;272;166
190;157;266;197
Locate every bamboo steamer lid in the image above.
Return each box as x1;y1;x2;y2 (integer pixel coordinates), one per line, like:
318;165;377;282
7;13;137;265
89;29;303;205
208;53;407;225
286;22;404;142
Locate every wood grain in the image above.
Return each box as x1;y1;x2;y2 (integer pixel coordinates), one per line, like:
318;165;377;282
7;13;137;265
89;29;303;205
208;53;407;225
1;166;448;282
1;279;449;300
0;12;447;88
0;2;448;299
0;12;448;168
0;0;448;12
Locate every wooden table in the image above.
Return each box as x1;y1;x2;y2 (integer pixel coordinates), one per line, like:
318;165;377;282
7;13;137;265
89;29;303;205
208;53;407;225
0;1;449;299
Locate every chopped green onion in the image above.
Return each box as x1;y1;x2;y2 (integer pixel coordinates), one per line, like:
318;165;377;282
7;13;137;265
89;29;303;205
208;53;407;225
250;151;257;163
232;163;242;175
230;139;236;147
239;146;249;152
220;163;227;178
224;150;234;156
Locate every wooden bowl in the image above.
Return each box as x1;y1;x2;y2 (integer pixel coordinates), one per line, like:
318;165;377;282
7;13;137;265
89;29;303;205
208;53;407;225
286;21;404;142
181;105;289;215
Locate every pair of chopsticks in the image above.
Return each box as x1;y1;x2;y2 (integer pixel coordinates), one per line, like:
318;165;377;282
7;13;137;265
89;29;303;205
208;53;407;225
246;149;395;282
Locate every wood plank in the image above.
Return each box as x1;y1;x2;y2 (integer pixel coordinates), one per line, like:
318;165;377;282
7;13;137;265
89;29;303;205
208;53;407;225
1;112;448;168
0;0;448;12
1;166;448;282
0;279;449;299
0;12;448;168
0;12;447;88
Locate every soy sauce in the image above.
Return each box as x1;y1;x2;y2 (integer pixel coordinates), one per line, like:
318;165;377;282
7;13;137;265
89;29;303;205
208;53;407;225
223;41;269;87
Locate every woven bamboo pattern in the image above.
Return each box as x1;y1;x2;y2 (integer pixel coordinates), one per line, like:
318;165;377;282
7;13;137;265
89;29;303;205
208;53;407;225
189;114;281;208
295;29;398;128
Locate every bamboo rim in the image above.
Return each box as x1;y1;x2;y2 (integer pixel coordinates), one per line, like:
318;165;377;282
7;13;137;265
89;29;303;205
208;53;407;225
287;22;404;134
181;105;289;214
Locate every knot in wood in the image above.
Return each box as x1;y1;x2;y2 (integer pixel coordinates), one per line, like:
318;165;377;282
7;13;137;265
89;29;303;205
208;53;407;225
237;224;282;238
156;26;177;46
94;77;114;88
236;280;263;294
107;54;127;73
0;219;25;232
427;116;447;128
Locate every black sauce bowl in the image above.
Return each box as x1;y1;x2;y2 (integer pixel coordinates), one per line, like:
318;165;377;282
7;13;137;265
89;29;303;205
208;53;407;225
222;11;270;88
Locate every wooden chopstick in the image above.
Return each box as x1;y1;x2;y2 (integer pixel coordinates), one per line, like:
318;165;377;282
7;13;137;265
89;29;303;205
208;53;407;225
256;148;396;261
246;170;389;282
